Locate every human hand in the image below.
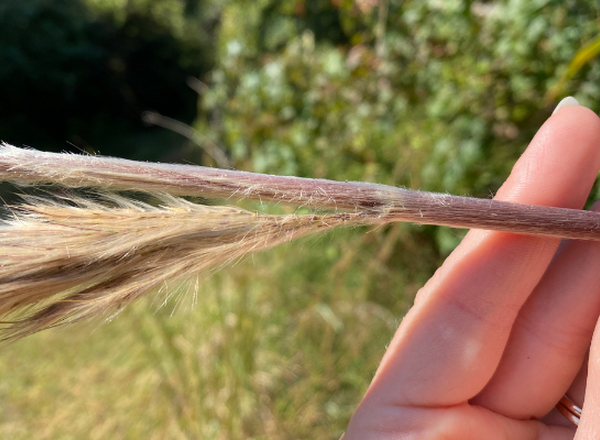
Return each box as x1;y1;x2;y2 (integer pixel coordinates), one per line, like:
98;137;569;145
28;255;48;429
343;98;600;439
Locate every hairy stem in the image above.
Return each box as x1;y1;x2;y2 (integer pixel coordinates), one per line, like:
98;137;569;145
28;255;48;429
3;143;600;241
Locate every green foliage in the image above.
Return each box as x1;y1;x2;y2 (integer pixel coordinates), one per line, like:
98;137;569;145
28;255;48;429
201;0;600;191
549;33;600;102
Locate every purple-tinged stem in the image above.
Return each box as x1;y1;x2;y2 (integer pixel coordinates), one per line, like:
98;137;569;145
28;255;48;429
2;143;600;242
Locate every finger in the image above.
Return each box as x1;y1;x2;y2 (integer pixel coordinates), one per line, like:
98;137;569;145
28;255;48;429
473;202;600;419
354;103;600;415
541;352;587;428
574;318;600;439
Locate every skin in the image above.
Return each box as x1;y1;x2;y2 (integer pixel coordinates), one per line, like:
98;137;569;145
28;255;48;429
343;104;600;439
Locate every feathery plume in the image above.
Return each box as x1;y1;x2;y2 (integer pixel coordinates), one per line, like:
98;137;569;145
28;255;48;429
0;193;365;340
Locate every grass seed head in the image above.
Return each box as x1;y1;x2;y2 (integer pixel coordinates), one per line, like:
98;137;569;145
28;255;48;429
0;193;360;340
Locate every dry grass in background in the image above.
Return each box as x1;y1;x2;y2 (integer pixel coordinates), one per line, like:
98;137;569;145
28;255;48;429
0;229;413;440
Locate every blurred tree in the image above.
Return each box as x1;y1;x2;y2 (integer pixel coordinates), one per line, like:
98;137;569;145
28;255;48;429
0;0;215;159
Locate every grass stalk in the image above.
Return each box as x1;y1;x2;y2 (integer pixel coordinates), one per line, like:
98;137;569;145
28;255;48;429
2;142;600;339
2;142;600;241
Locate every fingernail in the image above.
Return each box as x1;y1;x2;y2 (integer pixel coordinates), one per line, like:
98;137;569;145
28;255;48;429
552;96;580;115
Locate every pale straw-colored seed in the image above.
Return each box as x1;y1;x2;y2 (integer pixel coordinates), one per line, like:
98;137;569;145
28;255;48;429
0;193;363;340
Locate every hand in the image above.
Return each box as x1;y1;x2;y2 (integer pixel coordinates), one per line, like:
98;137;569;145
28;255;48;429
343;99;600;439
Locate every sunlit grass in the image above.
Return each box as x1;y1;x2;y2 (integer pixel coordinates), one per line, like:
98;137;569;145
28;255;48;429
0;227;438;439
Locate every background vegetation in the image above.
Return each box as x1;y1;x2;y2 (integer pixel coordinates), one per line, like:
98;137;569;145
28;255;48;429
1;1;600;439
